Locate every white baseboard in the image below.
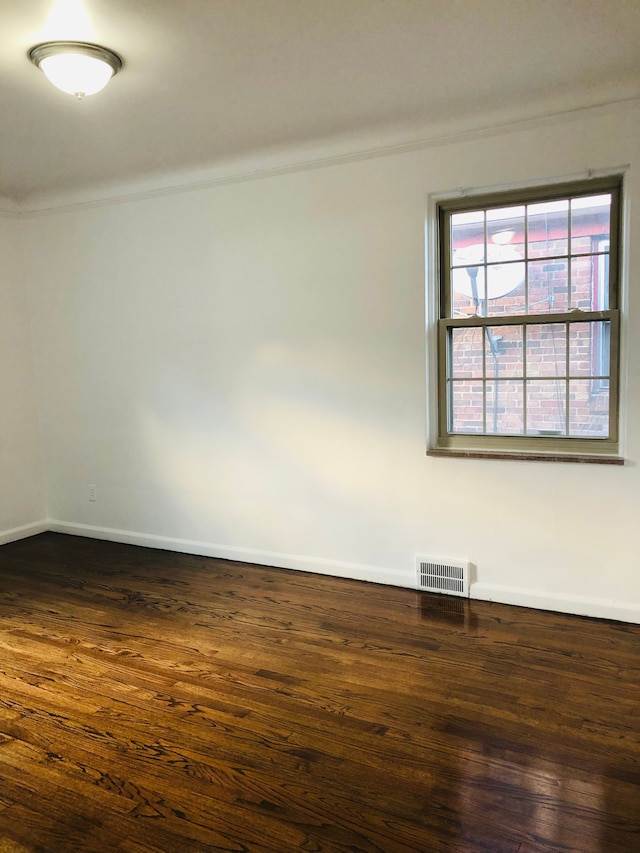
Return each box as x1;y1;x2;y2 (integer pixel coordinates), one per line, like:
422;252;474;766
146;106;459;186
472;582;640;625
45;520;640;625
47;520;411;589
0;520;48;546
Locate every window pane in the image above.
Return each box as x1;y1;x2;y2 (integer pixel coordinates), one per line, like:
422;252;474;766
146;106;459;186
485;325;523;378
568;323;592;376
486;206;525;255
569;321;610;378
526;323;566;377
484;259;526;316
451;261;485;315
570;254;596;311
526;379;567;435
452;278;479;316
486;381;524;434
451;210;484;262
449;380;484;433
569;378;609;438
596;322;610;378
528;199;569;259
450;211;486;318
450;327;483;377
528;258;568;314
571;194;611;255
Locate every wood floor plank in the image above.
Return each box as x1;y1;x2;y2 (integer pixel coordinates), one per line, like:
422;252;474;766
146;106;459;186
0;532;639;852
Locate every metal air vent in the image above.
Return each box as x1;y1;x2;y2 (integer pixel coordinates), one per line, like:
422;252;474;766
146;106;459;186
416;556;470;597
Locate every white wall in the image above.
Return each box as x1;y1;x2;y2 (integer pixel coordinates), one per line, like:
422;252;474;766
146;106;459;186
0;214;46;541
22;104;640;621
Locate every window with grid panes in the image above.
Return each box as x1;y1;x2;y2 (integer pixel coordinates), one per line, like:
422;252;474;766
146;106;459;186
435;177;621;458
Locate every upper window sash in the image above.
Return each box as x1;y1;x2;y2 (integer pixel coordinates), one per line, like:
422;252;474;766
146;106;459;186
438;177;621;321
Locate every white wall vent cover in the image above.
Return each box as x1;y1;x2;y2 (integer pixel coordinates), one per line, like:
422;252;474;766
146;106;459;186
416;556;470;598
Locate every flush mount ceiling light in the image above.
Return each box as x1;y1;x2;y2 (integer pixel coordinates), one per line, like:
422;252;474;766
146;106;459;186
28;41;122;99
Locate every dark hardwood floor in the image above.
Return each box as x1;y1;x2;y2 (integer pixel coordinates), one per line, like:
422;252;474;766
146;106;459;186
0;533;638;852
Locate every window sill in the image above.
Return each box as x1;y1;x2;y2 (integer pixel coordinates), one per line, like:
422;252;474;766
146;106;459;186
427;448;625;465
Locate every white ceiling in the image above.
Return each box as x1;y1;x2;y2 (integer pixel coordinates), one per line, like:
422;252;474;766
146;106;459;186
2;0;640;204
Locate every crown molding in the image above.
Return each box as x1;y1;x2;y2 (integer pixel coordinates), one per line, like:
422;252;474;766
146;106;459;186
16;93;640;218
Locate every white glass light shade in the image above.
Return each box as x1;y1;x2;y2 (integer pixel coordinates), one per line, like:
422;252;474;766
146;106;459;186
40;53;113;97
29;42;122;99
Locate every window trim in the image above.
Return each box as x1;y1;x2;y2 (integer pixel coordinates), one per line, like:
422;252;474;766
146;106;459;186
432;176;623;460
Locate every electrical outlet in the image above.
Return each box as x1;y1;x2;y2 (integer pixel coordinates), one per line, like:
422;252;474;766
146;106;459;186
88;484;97;502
